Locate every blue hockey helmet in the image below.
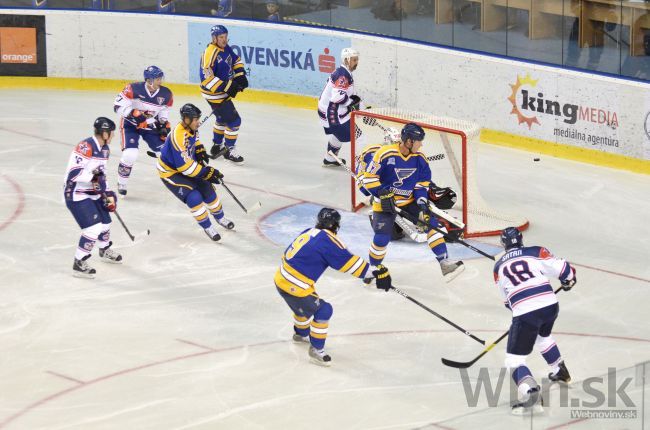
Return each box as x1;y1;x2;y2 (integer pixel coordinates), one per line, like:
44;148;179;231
143;65;164;81
500;227;523;250
401;122;426;143
211;25;228;37
316;207;341;233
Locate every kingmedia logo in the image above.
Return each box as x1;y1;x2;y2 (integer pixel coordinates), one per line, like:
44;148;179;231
507;73;619;130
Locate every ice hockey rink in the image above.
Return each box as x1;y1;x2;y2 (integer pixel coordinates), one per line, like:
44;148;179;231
0;89;649;430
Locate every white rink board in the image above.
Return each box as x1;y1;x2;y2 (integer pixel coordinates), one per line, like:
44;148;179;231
2;8;650;161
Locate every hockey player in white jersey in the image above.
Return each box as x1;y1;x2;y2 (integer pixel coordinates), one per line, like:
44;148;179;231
63;117;123;278
493;227;577;414
113;65;173;196
317;48;361;167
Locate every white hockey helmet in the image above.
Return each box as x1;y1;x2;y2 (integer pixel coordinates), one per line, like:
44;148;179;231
383;126;401;144
341;47;360;64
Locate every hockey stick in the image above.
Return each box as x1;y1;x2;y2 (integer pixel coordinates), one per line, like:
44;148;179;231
145;112;217;159
440;286;564;368
220;179;262;214
114;209;150;242
330;150;493;260
360;116;446;162
391;285;485;344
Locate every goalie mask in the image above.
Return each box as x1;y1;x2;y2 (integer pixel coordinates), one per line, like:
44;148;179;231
428;186;457;210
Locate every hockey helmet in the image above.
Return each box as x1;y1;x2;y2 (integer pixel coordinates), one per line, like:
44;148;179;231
211;25;228;37
93;117;116;134
341;47;359;63
316;207;341;233
500;227;523;250
180;103;202;120
383;127;401;144
401;123;426;143
144;65;164;81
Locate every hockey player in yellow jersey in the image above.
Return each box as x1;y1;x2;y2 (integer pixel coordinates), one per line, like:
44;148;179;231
157;103;234;241
199;25;248;163
363;123;465;282
275;208;392;366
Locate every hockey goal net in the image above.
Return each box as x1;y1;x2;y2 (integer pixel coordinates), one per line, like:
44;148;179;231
350;108;529;238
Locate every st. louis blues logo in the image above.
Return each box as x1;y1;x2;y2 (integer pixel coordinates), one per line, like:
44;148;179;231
393;168;417;187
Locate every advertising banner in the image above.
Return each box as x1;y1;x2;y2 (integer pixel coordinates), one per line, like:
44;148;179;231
0;14;46;77
187;22;351;96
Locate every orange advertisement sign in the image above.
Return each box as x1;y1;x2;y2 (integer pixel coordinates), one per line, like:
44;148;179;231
0;27;37;64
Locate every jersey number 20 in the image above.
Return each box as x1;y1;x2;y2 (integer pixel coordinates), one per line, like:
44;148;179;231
503;261;534;286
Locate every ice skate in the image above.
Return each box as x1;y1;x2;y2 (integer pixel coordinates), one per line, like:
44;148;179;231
292;334;309;344
548;361;571;384
440;259;465;282
224;147;244;164
511;386;544;415
323;157;346;167
204;225;221;241
217;216;235;230
308;346;332;366
117;183;127;196
73;255;96;278
99;241;122;264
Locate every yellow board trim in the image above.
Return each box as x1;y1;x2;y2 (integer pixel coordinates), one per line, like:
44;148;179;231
0;77;317;110
481;129;650;175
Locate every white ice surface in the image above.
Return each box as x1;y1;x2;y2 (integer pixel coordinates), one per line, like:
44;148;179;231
0;89;649;430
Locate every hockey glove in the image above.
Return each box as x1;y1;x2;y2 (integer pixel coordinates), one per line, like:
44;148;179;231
91;169;107;194
131;109;148;129
348;95;361;112
157;120;171;141
234;74;249;90
372;265;392;292
417;198;431;225
195;145;210;165
561;266;577;291
201;166;224;184
225;81;241;99
103;191;117;212
378;189;396;214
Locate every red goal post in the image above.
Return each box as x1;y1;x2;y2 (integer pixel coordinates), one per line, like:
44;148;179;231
350;108;529;238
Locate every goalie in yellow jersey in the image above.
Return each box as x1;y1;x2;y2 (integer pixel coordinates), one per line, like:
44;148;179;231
275;208;392;366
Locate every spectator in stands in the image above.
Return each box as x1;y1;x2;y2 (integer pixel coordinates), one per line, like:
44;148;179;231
371;0;405;21
566;1;617;70
158;0;177;13
266;0;281;21
211;0;234;17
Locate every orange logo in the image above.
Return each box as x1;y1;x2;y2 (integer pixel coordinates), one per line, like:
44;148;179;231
0;27;37;64
507;73;540;129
